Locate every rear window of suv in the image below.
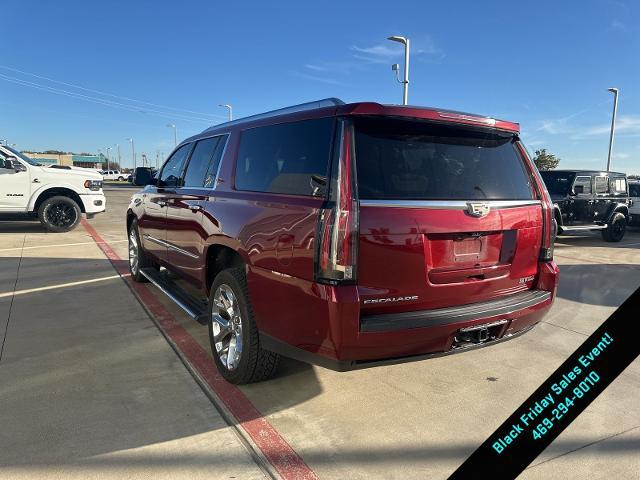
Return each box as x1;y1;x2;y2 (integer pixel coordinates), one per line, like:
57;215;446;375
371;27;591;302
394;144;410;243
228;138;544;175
353;117;535;200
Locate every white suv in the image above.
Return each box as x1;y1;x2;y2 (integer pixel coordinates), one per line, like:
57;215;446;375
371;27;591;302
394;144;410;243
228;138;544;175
101;170;127;181
0;145;106;232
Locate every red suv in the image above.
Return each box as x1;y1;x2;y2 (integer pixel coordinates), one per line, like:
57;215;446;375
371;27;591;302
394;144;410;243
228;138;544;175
127;98;559;384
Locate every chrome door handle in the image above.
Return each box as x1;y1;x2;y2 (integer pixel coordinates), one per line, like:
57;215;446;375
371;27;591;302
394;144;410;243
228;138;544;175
188;205;202;211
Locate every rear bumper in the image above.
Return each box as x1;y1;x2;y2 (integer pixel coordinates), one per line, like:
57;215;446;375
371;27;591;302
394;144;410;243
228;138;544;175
360;290;551;332
249;261;559;370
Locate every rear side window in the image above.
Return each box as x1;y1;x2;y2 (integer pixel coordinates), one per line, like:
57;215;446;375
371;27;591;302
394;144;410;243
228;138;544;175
353;117;534;200
573;176;592;195
160;143;192;187
595;176;609;194
612;177;626;193
235;118;334;196
630;183;640;197
183;137;220;187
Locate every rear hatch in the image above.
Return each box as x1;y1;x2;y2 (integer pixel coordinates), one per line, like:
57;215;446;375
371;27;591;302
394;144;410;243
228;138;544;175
353;116;543;315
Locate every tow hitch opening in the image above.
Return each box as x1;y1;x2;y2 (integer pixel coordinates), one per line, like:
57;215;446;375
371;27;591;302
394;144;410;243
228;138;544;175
453;320;509;348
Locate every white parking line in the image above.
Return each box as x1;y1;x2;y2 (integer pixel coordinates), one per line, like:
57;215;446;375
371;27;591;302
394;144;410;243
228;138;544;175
0;274;128;299
0;240;127;253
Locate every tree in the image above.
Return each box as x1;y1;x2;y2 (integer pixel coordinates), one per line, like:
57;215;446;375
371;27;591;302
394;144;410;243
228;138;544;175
533;149;560;170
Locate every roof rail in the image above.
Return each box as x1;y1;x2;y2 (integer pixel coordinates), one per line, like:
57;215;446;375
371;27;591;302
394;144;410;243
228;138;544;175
202;97;345;132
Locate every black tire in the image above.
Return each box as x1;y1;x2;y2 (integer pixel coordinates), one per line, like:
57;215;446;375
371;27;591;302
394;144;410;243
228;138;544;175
128;218;157;282
602;212;627;242
118;176;125;181
207;266;280;384
38;196;81;232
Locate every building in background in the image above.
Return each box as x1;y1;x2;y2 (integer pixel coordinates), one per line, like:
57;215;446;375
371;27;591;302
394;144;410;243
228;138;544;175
22;151;105;169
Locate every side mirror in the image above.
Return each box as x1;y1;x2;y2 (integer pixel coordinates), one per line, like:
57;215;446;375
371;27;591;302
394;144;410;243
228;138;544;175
2;159;12;170
573;185;584;195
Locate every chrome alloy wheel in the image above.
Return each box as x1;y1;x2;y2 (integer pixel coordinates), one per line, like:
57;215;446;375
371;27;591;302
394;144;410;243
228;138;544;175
129;229;139;274
212;284;243;371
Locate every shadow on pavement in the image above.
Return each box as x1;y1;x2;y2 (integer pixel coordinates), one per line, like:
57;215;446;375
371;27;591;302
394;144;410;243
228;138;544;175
0;215;48;234
0;254;323;468
555;230;640;250
556;263;640;307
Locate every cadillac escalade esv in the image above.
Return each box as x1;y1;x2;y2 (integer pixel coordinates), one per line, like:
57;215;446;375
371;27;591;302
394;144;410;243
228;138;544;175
126;98;559;384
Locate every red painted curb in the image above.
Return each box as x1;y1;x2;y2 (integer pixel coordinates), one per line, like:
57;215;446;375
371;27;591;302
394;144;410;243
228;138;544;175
82;219;319;480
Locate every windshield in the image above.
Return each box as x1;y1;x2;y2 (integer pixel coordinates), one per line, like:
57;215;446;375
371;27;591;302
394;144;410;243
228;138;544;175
4;145;41;166
353;117;535;200
540;171;577;195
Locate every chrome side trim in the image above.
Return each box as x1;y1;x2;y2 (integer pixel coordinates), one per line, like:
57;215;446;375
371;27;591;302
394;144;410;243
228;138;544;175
143;234;199;259
139;269;200;319
359;199;541;210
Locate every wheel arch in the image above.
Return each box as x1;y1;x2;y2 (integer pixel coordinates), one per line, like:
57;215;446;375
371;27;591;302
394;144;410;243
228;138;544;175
608;203;629;223
204;242;247;294
32;187;86;213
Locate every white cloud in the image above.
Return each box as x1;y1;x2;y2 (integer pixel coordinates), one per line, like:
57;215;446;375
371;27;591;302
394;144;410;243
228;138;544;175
351;44;402;58
292;71;346;86
580;116;640;137
611;19;627;31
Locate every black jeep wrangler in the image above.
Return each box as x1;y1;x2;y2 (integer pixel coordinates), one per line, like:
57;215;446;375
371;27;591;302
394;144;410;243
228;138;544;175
540;170;630;242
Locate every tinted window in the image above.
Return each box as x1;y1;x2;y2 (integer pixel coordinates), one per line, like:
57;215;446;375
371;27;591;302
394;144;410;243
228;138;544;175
236;118;334;196
630;183;640;197
540;171;576;195
573;176;592;195
354;117;534;200
183;137;220;187
612;178;626;193
595;176;609;194
160;143;192;187
204;135;228;188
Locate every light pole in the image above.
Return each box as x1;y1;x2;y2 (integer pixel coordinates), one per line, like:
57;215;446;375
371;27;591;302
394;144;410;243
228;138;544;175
387;36;410;105
606;87;619;172
127;138;136;169
106;147;112;172
219;104;233;121
167;124;177;146
115;144;121;169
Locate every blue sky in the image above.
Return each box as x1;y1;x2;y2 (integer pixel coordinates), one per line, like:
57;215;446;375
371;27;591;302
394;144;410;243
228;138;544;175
1;0;638;173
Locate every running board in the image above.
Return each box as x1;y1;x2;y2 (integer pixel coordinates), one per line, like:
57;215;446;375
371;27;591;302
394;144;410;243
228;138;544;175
140;268;208;325
560;224;607;232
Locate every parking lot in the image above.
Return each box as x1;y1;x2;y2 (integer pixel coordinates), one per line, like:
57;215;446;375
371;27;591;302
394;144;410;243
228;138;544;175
1;184;639;479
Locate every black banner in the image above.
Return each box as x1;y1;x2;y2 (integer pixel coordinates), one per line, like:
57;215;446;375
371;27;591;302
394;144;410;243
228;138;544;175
449;286;640;479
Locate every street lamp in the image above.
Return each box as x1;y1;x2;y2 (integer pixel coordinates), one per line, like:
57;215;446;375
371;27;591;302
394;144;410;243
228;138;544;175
106;147;112;172
115;144;121;169
606;87;619;172
167;124;177;146
126;138;136;169
387;35;410;105
219;104;233;122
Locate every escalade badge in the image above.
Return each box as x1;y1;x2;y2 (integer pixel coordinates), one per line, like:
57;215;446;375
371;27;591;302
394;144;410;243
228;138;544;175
466;202;490;218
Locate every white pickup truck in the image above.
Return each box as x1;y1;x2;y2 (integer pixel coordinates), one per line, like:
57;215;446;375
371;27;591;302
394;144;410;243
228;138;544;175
0;145;106;232
101;170;127;181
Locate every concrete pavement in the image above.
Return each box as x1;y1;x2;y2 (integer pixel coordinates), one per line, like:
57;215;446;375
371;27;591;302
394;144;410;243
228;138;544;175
1;185;639;479
94;186;640;479
0;214;268;479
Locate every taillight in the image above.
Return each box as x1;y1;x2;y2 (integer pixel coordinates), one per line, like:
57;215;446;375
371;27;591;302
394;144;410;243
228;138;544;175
315;119;359;284
515;141;555;262
539;197;556;261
